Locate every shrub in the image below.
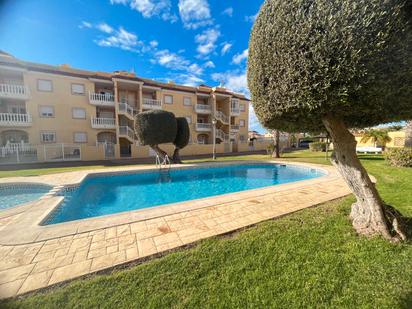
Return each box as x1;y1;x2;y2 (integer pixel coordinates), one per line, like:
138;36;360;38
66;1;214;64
384;148;412;167
174;117;190;149
135;110;177;146
309;142;327;152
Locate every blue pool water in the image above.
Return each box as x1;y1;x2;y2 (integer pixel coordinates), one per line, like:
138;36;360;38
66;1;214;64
0;185;51;210
44;164;325;225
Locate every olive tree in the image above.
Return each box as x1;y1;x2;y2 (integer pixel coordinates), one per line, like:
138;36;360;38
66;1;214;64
135;110;189;163
406;121;412;147
248;0;412;241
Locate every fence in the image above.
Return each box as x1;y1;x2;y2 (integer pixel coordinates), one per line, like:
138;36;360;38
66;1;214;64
0;143;38;164
43;144;81;162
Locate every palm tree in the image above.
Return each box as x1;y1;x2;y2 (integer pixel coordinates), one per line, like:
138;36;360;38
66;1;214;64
360;129;392;149
405;121;412;147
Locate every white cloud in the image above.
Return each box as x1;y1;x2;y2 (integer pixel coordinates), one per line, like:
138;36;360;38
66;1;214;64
211;71;248;95
97;23;114;34
195;28;220;56
79;21;92;29
221;42;232;55
149;40;158;48
96;26;141;52
232;49;248;64
204;60;215;68
245;13;258;23
222;7;233;17
111;0;178;22
154;50;191;70
178;0;212;29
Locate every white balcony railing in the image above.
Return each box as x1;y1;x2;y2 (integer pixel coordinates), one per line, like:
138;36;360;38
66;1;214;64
215;110;229;124
0;84;29;100
118;126;135;141
195;123;212;132
230;125;240;132
118;102;134;118
0;113;32;127
216;129;229;142
90;117;116;129
195;104;212;114
89;92;115;106
142;98;162;110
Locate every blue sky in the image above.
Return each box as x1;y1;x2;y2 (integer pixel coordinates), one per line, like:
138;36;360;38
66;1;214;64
0;0;265;132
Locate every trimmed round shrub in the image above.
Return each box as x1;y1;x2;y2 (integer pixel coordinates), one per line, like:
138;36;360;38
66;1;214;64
384;147;412;167
174;117;190;149
135;110;177;146
309;142;327;152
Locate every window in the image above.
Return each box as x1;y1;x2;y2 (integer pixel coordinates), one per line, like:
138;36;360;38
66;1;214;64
183;97;192;106
39;106;54;118
74;132;87;143
9;105;26;114
37;79;53;92
164;95;173;104
240;135;246;142
240;119;246;127
71;83;85;95
72;108;86;119
240;104;246;112
41;131;56;143
185;116;192;124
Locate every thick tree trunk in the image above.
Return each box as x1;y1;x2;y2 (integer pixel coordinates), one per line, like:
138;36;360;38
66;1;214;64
322;115;406;241
272;130;281;158
405;120;412;148
150;145;168;161
172;148;182;164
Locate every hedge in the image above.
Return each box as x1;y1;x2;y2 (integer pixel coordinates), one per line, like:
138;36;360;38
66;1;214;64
309;142;327;152
384;148;412;167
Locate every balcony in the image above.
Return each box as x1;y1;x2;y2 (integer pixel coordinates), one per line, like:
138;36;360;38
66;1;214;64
230;125;240;132
0;113;32;127
195;123;212;132
89;92;115;107
215;110;229;124
0;84;29;100
91;117;116;129
230;107;240;116
118;126;135;142
142;98;162;110
118;102;135;120
195;104;212;114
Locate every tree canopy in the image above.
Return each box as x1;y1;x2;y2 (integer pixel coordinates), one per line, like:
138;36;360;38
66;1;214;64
248;0;412;132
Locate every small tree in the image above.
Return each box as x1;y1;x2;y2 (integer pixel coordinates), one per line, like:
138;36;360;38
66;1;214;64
248;0;412;241
135;110;190;164
360;129;392;149
173;117;190;164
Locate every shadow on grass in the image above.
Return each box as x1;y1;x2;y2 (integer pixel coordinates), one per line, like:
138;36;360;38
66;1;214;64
357;155;385;161
400;292;412;309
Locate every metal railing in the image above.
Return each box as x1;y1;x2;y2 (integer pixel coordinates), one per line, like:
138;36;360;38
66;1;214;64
0;113;32;126
89;92;115;106
90;117;116;129
142;98;162;109
118;126;135;140
230;125;240;131
156;154;171;172
195;104;212;113
216;129;229;142
195;123;212;131
0;83;29;99
230;107;240;115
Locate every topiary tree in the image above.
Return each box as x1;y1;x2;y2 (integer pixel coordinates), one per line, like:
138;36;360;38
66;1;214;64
248;0;412;241
135;110;177;161
172;117;190;164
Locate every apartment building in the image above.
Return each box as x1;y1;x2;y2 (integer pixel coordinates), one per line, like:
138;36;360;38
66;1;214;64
0;51;252;163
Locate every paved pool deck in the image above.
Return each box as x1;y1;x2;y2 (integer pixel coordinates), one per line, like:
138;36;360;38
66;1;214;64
0;161;351;299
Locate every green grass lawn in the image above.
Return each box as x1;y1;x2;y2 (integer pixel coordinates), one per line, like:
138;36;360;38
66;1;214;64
2;151;412;308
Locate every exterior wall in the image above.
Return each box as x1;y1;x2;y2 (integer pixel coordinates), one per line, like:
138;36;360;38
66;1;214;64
354;131;406;148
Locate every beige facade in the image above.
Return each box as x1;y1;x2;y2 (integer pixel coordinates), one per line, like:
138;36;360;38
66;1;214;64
0;52;252;163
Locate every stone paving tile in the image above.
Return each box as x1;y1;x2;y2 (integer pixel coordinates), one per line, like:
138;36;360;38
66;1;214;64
0;162;351;298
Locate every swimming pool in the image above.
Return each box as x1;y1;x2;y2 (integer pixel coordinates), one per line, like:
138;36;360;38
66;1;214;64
44;163;325;225
0;184;52;211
